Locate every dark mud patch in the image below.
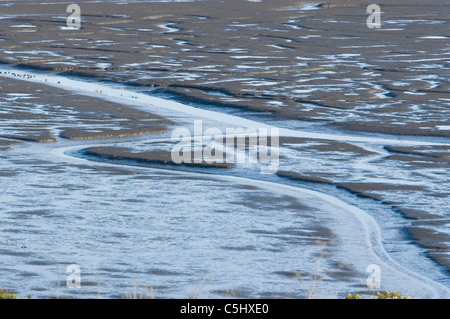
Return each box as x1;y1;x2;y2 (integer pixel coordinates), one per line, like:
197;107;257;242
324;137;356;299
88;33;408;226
336;183;424;201
333;121;450;139
0;248;33;258
231;193;311;211
147;268;185;277
276;170;333;184
280;137;378;156
0;170;17;177
325;262;363;282
384;145;450;161
221;245;257;251
0;130;57;143
304;141;378;156
84;146;234;169
60;127;165;140
0;138;24;147
409;226;450;271
252;225;336;247
6;210;52;218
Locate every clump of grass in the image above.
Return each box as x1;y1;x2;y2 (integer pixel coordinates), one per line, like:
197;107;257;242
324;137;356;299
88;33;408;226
376;291;411;299
344;293;361;299
0;288;17;299
0;288;32;299
345;291;411;299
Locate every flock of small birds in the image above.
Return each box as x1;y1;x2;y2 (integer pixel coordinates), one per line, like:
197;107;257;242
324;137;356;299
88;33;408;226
2;70;139;99
3;71;35;79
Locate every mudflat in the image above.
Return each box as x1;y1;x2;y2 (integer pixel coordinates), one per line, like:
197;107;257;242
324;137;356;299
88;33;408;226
0;0;449;299
1;0;448;137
